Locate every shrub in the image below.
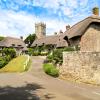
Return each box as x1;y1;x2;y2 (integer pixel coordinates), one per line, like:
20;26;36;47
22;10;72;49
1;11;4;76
28;48;33;56
46;47;75;65
46;54;53;63
2;48;16;58
5;55;11;62
0;57;7;68
0;48;16;69
40;52;48;56
46;49;63;65
33;52;40;56
43;63;59;77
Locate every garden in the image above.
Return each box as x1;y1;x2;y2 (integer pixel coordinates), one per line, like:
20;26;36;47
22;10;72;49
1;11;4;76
0;47;30;72
0;48;16;69
0;55;30;72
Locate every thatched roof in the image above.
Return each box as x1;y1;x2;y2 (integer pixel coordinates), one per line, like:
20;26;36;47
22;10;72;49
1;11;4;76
63;15;100;39
31;35;68;47
32;15;100;47
0;37;27;51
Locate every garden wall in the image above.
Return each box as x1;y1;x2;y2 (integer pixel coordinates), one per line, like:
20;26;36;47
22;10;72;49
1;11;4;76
60;51;100;84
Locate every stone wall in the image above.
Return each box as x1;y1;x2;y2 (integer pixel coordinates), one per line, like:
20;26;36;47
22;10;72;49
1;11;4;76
60;51;100;84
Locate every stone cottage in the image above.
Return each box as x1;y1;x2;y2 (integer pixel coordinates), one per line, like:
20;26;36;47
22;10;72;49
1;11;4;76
0;37;27;55
60;7;100;84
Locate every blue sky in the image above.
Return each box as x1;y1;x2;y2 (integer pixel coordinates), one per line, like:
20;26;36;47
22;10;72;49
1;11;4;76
0;0;100;38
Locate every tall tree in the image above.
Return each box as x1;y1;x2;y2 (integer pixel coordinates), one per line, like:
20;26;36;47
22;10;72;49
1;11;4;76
24;34;37;47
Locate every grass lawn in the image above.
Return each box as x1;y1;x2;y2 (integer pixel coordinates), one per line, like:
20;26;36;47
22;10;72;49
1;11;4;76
0;55;30;72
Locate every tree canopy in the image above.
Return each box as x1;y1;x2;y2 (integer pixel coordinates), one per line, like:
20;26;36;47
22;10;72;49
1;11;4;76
24;34;37;47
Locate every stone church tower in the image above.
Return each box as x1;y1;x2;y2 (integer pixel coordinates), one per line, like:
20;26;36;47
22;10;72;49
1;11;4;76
35;22;46;39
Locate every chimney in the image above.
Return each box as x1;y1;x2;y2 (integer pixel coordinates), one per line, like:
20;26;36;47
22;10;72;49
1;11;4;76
92;7;99;16
66;25;70;31
59;30;63;34
20;36;23;40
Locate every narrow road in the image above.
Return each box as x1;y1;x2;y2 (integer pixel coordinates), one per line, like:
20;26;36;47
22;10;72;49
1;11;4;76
0;56;100;100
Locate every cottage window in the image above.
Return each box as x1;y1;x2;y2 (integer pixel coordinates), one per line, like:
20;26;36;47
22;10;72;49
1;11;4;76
42;43;45;45
12;44;15;47
18;45;22;47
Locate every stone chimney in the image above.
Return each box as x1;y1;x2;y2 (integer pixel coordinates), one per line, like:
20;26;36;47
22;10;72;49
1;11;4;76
66;25;70;31
92;7;99;16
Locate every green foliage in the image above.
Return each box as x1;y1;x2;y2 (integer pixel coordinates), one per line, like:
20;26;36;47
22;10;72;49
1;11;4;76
28;48;33;56
64;47;75;51
0;48;16;68
28;46;48;56
33;52;40;56
5;55;11;62
40;52;48;56
47;49;63;65
43;63;59;77
2;48;16;58
0;57;7;68
47;47;75;65
24;34;36;47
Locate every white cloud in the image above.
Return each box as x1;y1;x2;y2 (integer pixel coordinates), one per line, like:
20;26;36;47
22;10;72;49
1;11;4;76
79;0;89;7
0;9;69;38
0;10;36;38
33;0;67;9
62;7;73;16
67;0;78;9
0;0;96;39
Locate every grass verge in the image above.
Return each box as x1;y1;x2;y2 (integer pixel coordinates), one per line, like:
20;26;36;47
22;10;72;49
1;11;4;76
43;63;59;77
0;55;30;72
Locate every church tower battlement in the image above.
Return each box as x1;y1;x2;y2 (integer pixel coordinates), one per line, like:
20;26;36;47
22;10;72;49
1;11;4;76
35;22;46;39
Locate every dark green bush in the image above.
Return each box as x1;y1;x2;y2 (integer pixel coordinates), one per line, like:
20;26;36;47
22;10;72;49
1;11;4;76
28;48;33;56
46;53;53;63
0;48;16;69
46;49;63;65
46;47;75;65
2;48;16;58
0;57;7;68
43;63;59;77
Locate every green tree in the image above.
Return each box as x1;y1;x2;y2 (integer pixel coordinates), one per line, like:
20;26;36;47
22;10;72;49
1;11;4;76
24;34;37;47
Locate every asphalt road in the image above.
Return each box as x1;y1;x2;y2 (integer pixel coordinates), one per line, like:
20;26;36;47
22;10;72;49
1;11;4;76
0;56;100;100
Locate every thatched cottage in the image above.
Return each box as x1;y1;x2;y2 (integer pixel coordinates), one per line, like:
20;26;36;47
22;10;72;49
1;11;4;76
60;7;100;84
31;23;68;48
0;37;27;55
32;7;100;52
